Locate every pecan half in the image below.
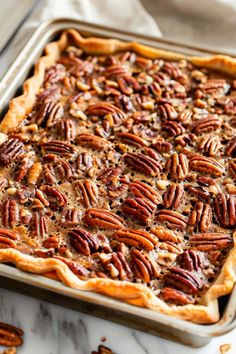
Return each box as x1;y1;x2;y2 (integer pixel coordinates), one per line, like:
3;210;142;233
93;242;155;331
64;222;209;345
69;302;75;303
162;287;194;305
165;153;188;180
0;229;18;248
57;119;76;141
162;121;184;137
42;235;59;249
194;115;221;134
87;102;126;123
42;140;77;158
122;197;156;224
113;228;158;250
229;159;236;179
77;133;112;151
214;193;236;227
75;179;98;207
44;63;65;84
0;138;24;165
0;322;23;347
188;202;212;232
15;155;33;182
2;200;19;228
189;155;224;176
190;233;232;251
151;226;183;243
35;101;63;127
76;152;94;175
198;134;221;157
152;140;173;153
159;103;178;121
31;212;48;238
164;267;204;294
55;159;75;181
100;251;132;281
68;228;98;256
181;250;203;272
124;152;162;177
225;137;236;156
118;75;140;95
163;184;184;209
131;249;160;282
157;210;187;230
40;185;67;209
98;167;121;186
117;132;148;147
199;79;230;96
83;208;124;229
130;181;162;205
106;64;129;79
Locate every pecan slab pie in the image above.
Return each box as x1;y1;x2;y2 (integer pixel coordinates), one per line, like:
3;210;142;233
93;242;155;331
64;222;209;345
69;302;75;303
0;30;236;324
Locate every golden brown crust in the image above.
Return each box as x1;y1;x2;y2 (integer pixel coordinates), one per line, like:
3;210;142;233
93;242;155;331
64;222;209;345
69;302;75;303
0;29;236;323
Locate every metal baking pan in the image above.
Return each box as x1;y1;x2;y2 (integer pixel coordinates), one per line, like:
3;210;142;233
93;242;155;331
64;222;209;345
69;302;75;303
0;18;236;347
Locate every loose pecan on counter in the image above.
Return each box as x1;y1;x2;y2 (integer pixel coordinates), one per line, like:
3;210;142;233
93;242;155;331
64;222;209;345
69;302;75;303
0;322;23;347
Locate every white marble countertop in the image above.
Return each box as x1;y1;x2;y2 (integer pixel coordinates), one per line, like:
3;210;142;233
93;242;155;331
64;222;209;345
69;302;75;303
0;287;235;354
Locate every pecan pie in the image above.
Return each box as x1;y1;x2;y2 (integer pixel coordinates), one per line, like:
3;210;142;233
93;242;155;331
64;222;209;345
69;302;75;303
0;29;236;324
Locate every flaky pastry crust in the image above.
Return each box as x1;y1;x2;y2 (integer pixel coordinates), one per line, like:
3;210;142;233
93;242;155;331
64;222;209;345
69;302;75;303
0;29;236;323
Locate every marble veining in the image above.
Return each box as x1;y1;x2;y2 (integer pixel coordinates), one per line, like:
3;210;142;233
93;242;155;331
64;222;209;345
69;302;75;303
0;287;236;354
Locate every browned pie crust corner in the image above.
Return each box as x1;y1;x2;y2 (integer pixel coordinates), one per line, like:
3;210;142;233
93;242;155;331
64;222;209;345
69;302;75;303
0;29;236;324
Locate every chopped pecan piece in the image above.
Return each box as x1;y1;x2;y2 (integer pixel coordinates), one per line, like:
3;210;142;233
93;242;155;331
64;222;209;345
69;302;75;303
117;132;148;147
68;228;98;256
113;228;158;251
75;179;98;207
151;226;183;243
122;197;156;224
190;233;232;251
158;241;183;254
188;202;212;232
199;79;230;96
98;167;121;186
60;207;80;225
28;161;42;185
165;153;188;180
131;249;160;282
15;155;33;182
162;287;194;305
0;138;24;166
0;322;23;347
2;200;19;228
214;193;236;227
0;228;18;248
35;101;63;127
31;212;48;238
77;133;112;151
164;267;204;294
117;75;140;95
55;159;75;181
124;152;162;177
163;184;184;209
100;251;132;281
44;63;65;84
193;116;221;134
42;140;77;158
184;184;210;203
157;210;187;230
130;181;162;205
83;208;124;230
76;152;94;174
181;250;203;272
0;176;8;191
189;155;224;176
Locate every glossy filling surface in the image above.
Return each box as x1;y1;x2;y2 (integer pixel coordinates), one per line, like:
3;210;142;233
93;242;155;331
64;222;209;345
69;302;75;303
0;46;236;306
